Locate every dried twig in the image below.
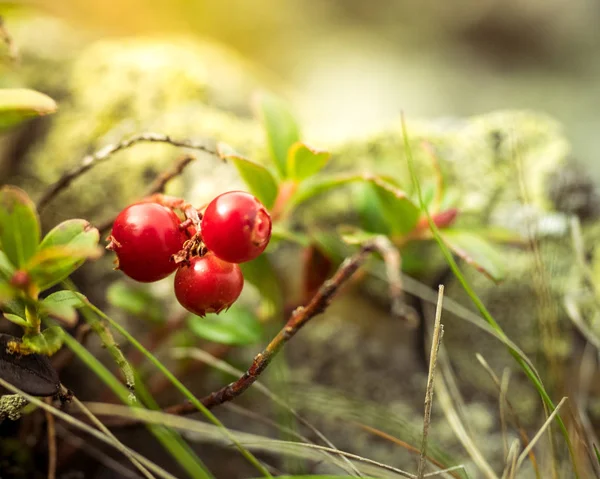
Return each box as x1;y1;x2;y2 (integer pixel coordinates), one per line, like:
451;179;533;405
146;154;196;195
0;16;19;62
417;285;444;479
37;133;219;210
163;242;377;416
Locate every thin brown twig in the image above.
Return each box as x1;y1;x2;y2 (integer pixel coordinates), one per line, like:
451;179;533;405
45;397;57;479
0;16;19;62
37;133;219;210
146;154;196;195
417;285;444;479
163;241;377;416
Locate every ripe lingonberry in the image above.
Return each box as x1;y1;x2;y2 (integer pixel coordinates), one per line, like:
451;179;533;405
174;253;244;316
107;202;188;282
201;191;272;264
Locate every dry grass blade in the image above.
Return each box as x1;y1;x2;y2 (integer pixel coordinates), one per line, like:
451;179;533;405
515;397;569;473
500;439;520;479
499;369;511;459
435;359;498;479
0;378;176;479
356;424;463;479
418;285;445;478
475;354;540;478
45;397;57;479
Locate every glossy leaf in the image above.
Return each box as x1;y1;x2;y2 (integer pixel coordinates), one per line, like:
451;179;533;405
0;251;15;281
240;254;283;319
107;280;165;323
42;290;87;309
288;173;367;210
0;89;57;131
25;245;102;291
287;142;331;181
439;229;506;282
366;177;420;235
3;313;28;328
226;154;279;209
253;91;300;178
39;291;86;327
21;326;65;356
0;185;40;268
187;304;263;345
31;219;100;290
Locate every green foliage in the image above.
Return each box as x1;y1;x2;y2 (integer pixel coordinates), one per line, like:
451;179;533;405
21;326;65;355
287;142;331;180
187;304;263;345
240;254;284;319
107;280;165;324
0;88;57;131
226;153;279;209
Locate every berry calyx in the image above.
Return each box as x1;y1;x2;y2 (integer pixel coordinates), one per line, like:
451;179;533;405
174;253;244;316
201;191;272;264
107;202;188;282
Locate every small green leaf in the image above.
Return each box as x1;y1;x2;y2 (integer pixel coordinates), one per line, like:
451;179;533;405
21;326;65;356
240;254;283;319
439;229;506;282
366;177;420;235
39;219;99;250
25;245;102;291
31;219;100;290
42;290;87;309
226;154;279;209
187;304;263;345
287;142;331;180
594;443;600;466
107;280;165;323
253;91;300;178
271;225;310;247
288;173;367;210
39;291;86;327
0;89;57;131
1;296;26;318
0;185;40;268
0;282;13;303
3;313;28;328
356;181;392;234
338;226;380;245
0;251;15;281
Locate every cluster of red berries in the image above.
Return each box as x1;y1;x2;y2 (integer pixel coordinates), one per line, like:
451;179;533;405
107;191;272;316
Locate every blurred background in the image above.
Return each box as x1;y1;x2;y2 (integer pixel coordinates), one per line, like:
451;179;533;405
2;0;600;175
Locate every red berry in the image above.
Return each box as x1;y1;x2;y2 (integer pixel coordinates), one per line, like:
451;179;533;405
201;191;272;263
108;202;187;282
174;253;244;316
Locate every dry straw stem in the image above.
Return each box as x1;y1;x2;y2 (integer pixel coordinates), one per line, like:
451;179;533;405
475;354;540;479
515;397;569;473
44;397;57;479
499;369;511;459
164;241;378;415
37;132;219;210
417;285;445;479
501;439;520;479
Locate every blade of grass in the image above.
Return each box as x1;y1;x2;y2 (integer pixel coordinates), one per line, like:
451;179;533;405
81;299;272;478
59;327;213;479
401;114;580;478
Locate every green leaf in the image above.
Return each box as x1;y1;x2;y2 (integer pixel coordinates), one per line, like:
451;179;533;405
42;290;87;309
594;443;600;466
40;291;87;327
288;173;367;210
21;326;65;356
0;88;57;131
0;282;13;303
0;251;15;281
0;185;40;268
287;142;331;180
253;91;300;178
356;182;392;235
106;280;165;324
338;226;380;245
25;245;102;291
240;254;283;319
3;313;28;328
439;229;506;282
31;220;101;290
226;154;279;209
187;304;263;345
366;177;420;235
1;295;26;318
271;225;310;247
